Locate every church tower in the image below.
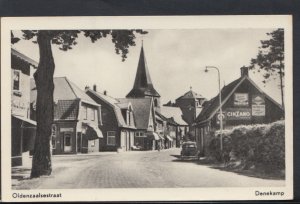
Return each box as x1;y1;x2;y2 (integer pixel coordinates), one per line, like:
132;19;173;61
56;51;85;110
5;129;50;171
126;44;161;112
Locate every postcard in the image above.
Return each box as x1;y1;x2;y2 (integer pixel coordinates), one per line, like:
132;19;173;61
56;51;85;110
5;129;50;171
1;15;293;201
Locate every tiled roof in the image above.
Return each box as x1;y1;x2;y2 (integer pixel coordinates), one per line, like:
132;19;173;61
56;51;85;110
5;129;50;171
176;90;205;101
86;89;135;129
155;111;178;126
54;100;79;120
160;106;188;126
11;48;38;68
194;75;283;124
118;98;153;130
31;77;98;106
126;46;160;98
195;77;243;123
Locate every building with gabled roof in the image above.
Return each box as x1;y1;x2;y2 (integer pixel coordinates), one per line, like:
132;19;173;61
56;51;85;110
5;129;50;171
164;87;206;129
30;77;103;155
193;67;284;156
118;97;159;150
126;45;161;112
11;48;37;166
86;87;136;152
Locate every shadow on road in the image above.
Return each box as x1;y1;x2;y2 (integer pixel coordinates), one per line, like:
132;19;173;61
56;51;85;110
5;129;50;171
170;154;284;180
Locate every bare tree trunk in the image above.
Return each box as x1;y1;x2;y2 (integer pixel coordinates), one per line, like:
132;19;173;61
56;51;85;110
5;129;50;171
31;31;55;178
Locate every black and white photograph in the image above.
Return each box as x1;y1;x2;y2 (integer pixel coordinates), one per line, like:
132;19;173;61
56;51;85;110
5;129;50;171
1;16;293;201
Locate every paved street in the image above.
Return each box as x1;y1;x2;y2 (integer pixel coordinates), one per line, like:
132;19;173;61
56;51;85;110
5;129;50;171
13;148;284;189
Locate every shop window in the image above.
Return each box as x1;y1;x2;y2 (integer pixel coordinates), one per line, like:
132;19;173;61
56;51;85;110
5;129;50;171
107;131;116;145
13;70;20;91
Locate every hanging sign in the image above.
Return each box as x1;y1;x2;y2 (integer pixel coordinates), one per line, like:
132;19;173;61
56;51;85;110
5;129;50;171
225;108;251;120
234;93;249;106
252;95;265;116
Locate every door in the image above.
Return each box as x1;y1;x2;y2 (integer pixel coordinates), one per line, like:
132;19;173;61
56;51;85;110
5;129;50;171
64;133;72;152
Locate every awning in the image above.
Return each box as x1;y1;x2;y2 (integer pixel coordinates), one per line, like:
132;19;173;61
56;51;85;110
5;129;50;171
86;124;103;140
166;135;173;141
147;132;160;140
158;134;165;140
12;115;36;126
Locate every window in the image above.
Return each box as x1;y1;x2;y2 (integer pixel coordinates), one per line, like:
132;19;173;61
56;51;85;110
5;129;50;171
154;98;158;107
107;131;116;145
135;132;144;137
13;70;20;91
82;106;87;120
65;135;71;146
89;108;96;121
91;140;95;147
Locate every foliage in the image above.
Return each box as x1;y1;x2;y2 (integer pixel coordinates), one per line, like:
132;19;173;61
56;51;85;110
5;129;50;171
12;29;147;178
249;28;284;84
21;30;148;61
208;121;285;172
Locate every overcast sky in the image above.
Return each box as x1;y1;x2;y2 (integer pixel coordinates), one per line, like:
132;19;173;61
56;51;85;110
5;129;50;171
12;29;282;105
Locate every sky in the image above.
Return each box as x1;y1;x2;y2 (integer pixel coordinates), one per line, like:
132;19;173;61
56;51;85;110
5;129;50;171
12;29;283;105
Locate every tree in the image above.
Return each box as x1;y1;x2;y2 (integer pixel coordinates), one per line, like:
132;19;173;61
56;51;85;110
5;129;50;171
12;30;147;178
249;28;284;112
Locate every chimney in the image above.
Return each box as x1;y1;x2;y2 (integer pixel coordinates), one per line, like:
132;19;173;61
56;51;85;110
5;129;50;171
104;90;107;95
85;85;90;91
240;66;249;77
93;84;97;92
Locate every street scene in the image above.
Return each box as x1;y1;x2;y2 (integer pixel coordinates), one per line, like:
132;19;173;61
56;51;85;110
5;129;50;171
10;27;286;190
12;148;284;189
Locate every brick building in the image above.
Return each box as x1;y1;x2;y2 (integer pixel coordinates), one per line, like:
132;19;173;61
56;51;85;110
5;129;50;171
86;87;136;152
31;77;103;154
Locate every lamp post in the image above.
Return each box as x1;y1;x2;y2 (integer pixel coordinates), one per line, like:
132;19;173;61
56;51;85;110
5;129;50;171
205;66;223;151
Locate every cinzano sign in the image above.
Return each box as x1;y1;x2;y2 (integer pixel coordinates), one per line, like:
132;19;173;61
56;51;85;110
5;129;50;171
225;108;251;120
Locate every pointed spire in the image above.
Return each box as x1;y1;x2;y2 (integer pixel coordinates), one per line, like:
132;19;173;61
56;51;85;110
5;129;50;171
126;45;160;98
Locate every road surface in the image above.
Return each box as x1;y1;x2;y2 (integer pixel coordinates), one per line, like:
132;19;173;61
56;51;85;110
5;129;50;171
13;148;284;189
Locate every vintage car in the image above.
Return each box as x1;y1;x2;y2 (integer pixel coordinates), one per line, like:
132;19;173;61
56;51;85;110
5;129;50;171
180;141;200;160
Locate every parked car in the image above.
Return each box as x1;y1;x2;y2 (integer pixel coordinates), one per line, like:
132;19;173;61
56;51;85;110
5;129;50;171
180;141;200;160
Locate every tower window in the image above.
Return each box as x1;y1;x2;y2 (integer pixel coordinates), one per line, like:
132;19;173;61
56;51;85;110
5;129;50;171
154;98;158;107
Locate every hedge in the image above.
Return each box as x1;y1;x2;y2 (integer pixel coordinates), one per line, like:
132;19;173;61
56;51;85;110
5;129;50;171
208;120;285;172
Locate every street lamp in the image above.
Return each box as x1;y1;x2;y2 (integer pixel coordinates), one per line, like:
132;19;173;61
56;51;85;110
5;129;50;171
205;66;223;151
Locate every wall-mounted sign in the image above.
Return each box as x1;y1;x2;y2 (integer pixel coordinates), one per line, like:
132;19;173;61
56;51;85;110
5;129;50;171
216;111;226;125
60;127;74;132
11;99;27;117
234;93;249;106
252;95;265;116
225;108;251;120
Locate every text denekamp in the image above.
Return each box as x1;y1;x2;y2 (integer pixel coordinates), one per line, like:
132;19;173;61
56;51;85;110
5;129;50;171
255;191;284;196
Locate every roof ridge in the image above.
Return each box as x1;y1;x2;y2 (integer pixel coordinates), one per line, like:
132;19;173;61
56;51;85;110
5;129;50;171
64;77;78;99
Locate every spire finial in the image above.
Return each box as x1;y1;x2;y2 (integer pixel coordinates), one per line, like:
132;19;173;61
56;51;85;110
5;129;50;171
190;86;192;91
